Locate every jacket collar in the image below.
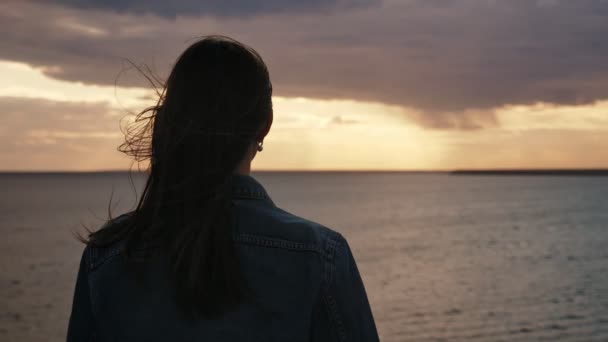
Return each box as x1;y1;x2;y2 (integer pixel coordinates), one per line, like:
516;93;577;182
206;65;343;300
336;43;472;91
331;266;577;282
231;174;274;205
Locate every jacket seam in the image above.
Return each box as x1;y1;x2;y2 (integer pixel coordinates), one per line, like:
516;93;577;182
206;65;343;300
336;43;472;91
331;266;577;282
323;232;347;342
84;246;99;321
88;233;324;269
87;214;131;272
89;245;123;271
232;233;322;253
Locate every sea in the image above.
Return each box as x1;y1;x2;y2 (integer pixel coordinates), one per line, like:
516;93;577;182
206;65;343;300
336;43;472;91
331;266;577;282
1;172;607;341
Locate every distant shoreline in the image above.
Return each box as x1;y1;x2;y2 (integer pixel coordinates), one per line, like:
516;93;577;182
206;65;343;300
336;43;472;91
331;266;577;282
451;169;608;176
1;169;607;176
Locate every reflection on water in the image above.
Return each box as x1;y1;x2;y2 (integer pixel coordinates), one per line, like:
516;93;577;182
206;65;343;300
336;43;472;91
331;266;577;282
1;172;607;341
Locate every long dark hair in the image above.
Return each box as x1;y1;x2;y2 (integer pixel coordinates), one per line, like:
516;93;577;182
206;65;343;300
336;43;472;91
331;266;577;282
86;36;273;318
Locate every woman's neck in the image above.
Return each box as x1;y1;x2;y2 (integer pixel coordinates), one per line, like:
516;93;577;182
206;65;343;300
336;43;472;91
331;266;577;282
234;158;252;175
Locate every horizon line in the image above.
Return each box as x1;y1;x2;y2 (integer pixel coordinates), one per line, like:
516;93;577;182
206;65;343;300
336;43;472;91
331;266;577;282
2;168;608;174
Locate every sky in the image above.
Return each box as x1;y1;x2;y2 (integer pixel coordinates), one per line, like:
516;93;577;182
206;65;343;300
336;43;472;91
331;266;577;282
1;0;608;171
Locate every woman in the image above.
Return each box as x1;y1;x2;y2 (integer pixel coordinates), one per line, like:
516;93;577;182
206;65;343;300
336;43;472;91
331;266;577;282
67;35;379;341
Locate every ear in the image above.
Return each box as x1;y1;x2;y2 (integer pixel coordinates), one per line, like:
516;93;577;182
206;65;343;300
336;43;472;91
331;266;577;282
258;110;273;140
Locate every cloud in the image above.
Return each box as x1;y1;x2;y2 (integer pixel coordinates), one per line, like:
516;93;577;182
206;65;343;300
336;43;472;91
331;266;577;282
0;96;132;170
0;96;121;144
407;109;500;130
329;115;360;125
438;128;608;169
38;0;380;18
3;0;608;129
0;60;151;107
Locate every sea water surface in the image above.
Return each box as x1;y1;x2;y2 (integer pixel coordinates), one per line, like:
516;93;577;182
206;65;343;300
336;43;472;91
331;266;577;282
1;172;607;341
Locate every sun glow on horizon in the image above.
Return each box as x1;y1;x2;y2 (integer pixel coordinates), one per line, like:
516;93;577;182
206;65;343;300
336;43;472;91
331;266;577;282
1;59;607;171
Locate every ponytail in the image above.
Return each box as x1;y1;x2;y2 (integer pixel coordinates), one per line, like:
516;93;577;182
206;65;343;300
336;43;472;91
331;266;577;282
86;35;272;318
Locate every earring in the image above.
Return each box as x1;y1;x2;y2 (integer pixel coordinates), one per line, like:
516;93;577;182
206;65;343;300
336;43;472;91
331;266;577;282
257;141;264;152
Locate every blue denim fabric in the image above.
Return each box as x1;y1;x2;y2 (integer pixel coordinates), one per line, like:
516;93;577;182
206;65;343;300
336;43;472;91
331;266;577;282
67;174;379;341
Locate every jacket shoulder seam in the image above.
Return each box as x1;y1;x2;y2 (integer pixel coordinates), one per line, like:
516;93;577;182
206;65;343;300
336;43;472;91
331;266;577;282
88;244;124;271
321;230;341;289
233;233;323;253
87;214;132;271
321;231;348;341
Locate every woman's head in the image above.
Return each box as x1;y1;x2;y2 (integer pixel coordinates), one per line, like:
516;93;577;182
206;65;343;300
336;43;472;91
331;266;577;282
129;35;273;185
90;36;273;318
153;36;272;176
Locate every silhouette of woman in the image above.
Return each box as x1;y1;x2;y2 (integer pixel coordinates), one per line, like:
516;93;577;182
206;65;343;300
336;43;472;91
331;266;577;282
67;35;379;341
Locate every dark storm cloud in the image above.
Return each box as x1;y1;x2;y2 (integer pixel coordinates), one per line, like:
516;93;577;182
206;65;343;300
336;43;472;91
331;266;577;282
3;0;608;129
32;0;379;17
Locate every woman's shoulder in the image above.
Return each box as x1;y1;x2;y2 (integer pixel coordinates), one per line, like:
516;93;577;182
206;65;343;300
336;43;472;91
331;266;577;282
233;204;345;255
84;212;134;270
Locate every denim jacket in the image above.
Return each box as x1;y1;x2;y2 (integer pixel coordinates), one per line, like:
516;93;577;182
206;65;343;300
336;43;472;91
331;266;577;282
67;174;379;341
